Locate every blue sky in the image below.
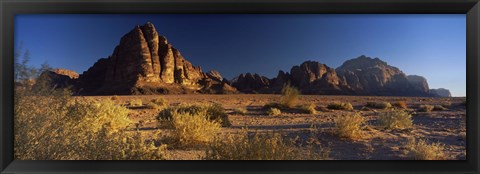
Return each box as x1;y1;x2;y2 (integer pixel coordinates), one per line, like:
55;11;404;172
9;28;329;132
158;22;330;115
15;14;466;96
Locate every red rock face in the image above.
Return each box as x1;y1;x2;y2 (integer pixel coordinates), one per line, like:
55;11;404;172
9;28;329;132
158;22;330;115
76;22;236;95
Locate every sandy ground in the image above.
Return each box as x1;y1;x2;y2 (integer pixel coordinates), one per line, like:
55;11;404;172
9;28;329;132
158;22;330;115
83;94;466;160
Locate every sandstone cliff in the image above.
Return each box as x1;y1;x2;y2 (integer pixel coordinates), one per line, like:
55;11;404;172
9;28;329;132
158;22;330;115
76;22;236;95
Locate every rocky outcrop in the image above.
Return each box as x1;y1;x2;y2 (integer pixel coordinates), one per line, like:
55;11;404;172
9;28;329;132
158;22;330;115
336;55;431;96
232;56;445;96
75;22;236;95
430;88;452;97
231;73;271;93
38;68;79;89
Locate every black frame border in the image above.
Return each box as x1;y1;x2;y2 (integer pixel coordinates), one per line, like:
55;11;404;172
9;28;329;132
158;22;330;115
1;0;479;173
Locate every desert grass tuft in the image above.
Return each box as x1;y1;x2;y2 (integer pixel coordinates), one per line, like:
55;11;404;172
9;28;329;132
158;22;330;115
204;130;329;160
279;83;300;108
267;108;282;116
392;101;408;109
433;105;448;111
405;137;448;160
157;104;231;127
111;95;119;100
234;107;248;115
334;112;365;140
378;110;413;130
300;103;318;114
129;99;143;107
169;110;221;147
418;105;434;112
327;102;354;110
366;102;392;109
150;97;169;107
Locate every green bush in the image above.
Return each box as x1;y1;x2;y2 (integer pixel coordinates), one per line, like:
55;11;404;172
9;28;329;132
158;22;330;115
327;102;354;110
366;102;392;109
280;83;300;108
378;110;413;130
267;108;282;116
158;104;231;127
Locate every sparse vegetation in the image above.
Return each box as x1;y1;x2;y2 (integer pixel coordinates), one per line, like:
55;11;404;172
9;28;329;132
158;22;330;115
300;103;317;114
405;138;447;160
334;112;365;139
150;97;169;107
267;108;282;116
157;104;231;127
418;105;434;112
392;101;408;109
169;110;221;147
111;95;119;100
204;130;328;160
366;102;392;109
327;102;354;110
263;102;284;109
378;110;413;130
280;83;300;108
234;107;248;115
433;105;448;111
129;99;143;107
14;53;167;160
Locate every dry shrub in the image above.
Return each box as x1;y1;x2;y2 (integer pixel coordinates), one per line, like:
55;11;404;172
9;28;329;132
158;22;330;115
150;97;169;107
334;112;365;139
405;138;447;160
158;104;231;127
441;102;452;108
280;83;300;108
366;102;392;109
111;95;119;100
145;103;162;110
327;102;353;110
129;99;143;107
433;105;448;111
169;110;221;147
267;108;282;116
15;92;167;160
300;103;317;114
234;107;248;115
392;101;408;109
204;131;328;160
263;102;284;109
418;105;434;112
378;110;413;130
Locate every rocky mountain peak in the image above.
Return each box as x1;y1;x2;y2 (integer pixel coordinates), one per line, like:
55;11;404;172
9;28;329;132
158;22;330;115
75;22;236;95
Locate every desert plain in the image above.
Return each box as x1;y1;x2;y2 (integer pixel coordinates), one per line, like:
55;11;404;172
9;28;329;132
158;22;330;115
90;94;466;160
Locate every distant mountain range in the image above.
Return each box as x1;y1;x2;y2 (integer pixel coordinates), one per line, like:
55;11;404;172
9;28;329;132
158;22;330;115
40;22;451;97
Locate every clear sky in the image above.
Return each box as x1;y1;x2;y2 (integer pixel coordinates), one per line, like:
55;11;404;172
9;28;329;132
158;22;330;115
14;14;466;96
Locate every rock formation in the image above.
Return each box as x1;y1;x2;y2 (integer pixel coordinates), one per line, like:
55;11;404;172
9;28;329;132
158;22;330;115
231;73;271;93
37;68;79;89
75;22;236;95
430;88;452;97
232;56;445;96
41;23;450;97
336;55;431;96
